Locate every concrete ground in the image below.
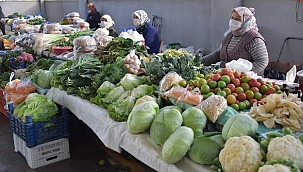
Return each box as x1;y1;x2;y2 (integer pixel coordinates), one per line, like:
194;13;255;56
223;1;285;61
0;111;156;172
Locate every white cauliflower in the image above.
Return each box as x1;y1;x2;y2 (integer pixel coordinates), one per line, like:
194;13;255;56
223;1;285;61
258;164;291;172
219;136;263;172
266;135;303;169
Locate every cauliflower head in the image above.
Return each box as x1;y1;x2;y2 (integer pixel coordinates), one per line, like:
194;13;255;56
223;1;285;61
266;135;303;169
219;136;262;172
258;164;291;172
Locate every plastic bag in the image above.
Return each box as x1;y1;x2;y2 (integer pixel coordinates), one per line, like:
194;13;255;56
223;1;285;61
16;78;36;94
225;58;252;72
164;86;188;99
73;36;97;49
177;90;203;105
159;72;183;92
197;95;227;123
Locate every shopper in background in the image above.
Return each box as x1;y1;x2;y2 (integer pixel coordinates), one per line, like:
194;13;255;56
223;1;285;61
201;6;269;75
86;3;101;30
100;14;118;37
132;10;160;54
0;6;5;35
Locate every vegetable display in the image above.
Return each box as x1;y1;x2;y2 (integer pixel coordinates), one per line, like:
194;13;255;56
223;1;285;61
161;126;194;164
127;101;159;134
150;108;183;146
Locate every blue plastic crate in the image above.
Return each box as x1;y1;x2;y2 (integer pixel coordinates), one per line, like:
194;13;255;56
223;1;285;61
8;104;69;148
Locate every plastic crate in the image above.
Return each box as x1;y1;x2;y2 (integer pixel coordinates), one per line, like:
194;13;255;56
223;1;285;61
8;104;69;148
13;134;70;169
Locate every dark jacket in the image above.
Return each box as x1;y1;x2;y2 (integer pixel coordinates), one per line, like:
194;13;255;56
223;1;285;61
0;6;5;35
137;23;160;54
108;26;118;38
86;11;101;30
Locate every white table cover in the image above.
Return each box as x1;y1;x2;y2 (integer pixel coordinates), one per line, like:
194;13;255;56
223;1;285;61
47;87;212;172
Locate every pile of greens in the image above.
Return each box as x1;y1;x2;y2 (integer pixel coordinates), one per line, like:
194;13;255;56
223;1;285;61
50;30;94;47
13;93;59;122
143;52;204;85
99;37;148;64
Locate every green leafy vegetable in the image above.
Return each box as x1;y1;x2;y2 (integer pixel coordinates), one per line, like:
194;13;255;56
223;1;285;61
182;107;207;137
150;108;183;146
127;101;159;134
162;126;194;164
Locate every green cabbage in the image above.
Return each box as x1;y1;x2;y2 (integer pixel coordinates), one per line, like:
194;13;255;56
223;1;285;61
159;105;182;114
150;108;183;145
162;126;194;164
182;107;207;137
101;86;125;107
127;101;159;134
134;95;157;106
119;74;148;91
130;84;156;99
97;81;116;98
222;113;258;141
188;134;223;165
108;96;135;122
32;69;53;88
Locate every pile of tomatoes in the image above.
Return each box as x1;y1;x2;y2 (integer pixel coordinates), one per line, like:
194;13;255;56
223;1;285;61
178;68;282;111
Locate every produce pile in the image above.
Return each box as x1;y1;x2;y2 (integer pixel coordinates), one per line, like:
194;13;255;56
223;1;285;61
3;27;303;172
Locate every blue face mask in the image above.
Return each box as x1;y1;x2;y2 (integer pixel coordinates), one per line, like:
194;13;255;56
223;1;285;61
87;10;91;14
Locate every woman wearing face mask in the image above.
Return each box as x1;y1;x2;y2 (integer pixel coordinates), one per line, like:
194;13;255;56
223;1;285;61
99;14;118;37
201;7;269;75
132;10;160;54
86;3;101;30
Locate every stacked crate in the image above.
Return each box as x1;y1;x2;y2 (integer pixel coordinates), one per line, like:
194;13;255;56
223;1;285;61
8;104;70;169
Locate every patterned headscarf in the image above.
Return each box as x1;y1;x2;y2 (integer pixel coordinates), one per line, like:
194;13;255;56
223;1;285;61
132;10;150;26
101;14;115;28
231;7;258;36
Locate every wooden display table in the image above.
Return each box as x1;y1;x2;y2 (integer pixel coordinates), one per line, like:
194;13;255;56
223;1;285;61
0;88;8;117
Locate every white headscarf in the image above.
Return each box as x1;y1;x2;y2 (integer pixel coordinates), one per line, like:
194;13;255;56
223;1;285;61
231;7;258;36
100;14;115;29
132;10;150;26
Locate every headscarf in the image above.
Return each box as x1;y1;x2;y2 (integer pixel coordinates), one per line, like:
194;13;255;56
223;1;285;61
87;3;97;13
100;14;115;29
231;7;258;36
0;6;5;19
132;10;150;26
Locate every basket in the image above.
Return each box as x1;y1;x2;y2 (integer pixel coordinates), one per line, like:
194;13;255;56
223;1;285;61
52;46;73;56
8;104;69;148
13;134;70;169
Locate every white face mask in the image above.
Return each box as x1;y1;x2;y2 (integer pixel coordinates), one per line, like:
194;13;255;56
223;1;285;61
100;21;107;28
133;19;140;27
229;19;242;32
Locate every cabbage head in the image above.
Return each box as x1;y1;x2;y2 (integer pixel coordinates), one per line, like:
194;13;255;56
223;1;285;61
135;95;157;106
222;112;258;141
97;81;116;98
32;69;53;88
188;133;224;165
159;105;182;114
182;107;207;137
150;108;183;145
127;101;159;134
162;126;194;164
101;86;125;107
119;74;148;91
108;95;135;122
130;84;156;99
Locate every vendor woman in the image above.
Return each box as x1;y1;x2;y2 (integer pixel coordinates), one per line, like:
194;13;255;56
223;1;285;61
132;10;160;54
201;7;269;75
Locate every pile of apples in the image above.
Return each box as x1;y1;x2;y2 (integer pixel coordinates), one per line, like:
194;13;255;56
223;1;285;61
178;68;281;111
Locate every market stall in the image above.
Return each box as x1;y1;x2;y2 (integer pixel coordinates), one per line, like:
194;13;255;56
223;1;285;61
47;87;212;172
1;11;303;172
